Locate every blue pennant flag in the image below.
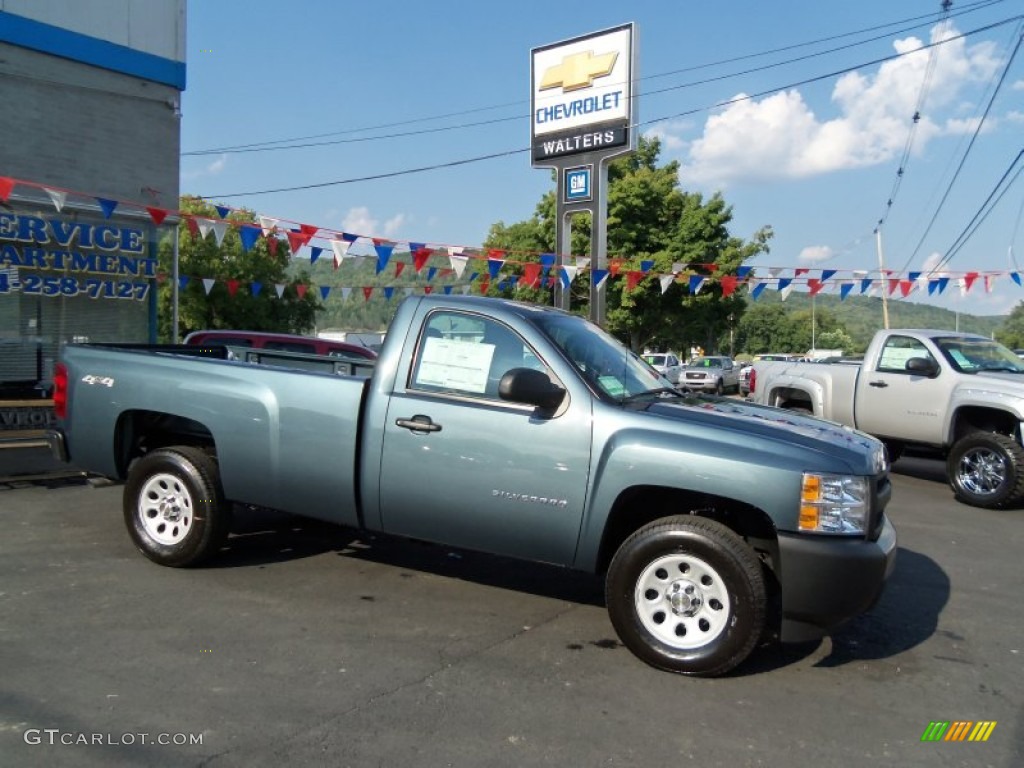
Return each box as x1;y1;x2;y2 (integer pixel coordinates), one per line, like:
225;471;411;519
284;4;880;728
178;276;189;290
488;259;503;280
737;265;752;280
383;286;395;301
468;272;479;283
750;282;767;300
319;285;331;300
239;225;260;252
640;260;655;273
840;283;853;300
860;278;873;294
96;197;118;219
374;243;394;274
778;278;792;291
250;281;262;297
443;285;453;295
214;205;230;219
937;277;950;294
591;269;609;287
1012;272;1022;287
427;266;438;281
539;254;556;275
821;270;836;282
310;246;322;265
908;271;921;282
409;242;425;253
927;280;938;296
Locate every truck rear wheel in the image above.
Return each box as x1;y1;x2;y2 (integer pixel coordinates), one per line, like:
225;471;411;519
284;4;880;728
605;516;766;677
947;432;1024;509
123;446;231;567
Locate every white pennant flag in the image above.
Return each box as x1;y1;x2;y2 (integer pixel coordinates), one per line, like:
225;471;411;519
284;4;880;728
258;216;278;236
461;285;473;295
671;262;685;274
562;265;579;284
659;275;674;294
449;253;469;278
211;221;229;246
957;277;968;297
275;283;285;298
985;274;995;293
44;188;67;212
769;267;783;279
780;283;795;301
330;239;350;268
341;286;352;302
202;278;216;295
197;218;214;239
575;257;591;272
747;277;762;293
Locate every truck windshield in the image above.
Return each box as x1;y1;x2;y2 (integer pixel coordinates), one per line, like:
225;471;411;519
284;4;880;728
934;337;1024;374
531;313;669;401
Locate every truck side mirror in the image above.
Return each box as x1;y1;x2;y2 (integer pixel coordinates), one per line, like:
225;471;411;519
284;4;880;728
905;357;939;377
499;368;565;410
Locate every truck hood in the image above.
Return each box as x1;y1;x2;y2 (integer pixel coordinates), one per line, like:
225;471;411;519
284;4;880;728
639;394;887;475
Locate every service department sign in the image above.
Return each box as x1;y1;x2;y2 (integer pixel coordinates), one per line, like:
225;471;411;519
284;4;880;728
531;23;636;166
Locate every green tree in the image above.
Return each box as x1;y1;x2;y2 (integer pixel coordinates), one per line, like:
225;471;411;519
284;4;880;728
483;136;772;352
158;197;321;341
995;301;1024;349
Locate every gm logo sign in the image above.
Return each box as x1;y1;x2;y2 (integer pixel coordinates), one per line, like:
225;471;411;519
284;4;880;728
565;166;592;202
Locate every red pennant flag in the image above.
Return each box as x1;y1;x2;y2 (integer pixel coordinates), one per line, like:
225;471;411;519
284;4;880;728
720;275;738;298
362;286;374;301
299;223;318;236
807;278;824;296
226;279;240;297
146;207;169;226
286;230;312;254
899;280;913;298
394;262;406;278
413;247;433;273
487;248;506;260
795;268;809;277
478;277;490;295
296;283;308;299
522;263;542;289
887;278;900;295
424;285;434;295
963;272;979;292
609;259;624;277
626;271;644;292
185;217;199;238
0;177;14;202
268;237;279;257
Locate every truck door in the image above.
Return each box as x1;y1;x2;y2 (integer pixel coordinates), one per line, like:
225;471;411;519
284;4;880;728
376;311;592;566
854;334;946;444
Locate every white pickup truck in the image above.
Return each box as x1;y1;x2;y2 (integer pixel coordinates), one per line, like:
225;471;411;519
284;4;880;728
750;329;1024;509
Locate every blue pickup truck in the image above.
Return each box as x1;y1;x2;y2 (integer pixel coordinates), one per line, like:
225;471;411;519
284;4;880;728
47;295;896;677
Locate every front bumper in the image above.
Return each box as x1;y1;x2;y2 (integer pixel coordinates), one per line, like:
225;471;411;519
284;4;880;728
776;515;897;642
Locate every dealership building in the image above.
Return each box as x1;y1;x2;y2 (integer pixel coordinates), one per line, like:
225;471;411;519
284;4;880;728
0;0;185;441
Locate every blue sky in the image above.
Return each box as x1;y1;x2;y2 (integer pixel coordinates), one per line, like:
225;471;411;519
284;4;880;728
181;0;1024;317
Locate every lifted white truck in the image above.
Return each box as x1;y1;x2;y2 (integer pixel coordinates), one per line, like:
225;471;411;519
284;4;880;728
750;329;1024;509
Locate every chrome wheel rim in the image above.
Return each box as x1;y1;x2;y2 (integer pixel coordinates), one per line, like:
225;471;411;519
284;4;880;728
138;472;194;545
957;446;1008;497
634;554;731;650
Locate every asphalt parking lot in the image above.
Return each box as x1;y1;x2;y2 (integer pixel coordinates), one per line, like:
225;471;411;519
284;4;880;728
0;452;1021;768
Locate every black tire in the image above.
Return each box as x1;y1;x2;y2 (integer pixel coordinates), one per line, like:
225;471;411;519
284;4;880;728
714;380;724;396
605;516;766;677
947;432;1024;509
123;446;231;567
882;440;905;464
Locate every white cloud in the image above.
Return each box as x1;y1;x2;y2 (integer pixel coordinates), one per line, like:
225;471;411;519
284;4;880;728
341;207;408;240
681;22;1001;187
181;153;227;181
799;245;834;263
383;213;406;237
1011;79;1024;91
643;120;689;152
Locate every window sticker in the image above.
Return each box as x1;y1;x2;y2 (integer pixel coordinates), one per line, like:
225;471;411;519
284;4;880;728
416;337;494;393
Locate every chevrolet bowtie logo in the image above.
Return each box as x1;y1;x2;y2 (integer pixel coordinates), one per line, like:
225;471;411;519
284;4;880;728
540;50;618;92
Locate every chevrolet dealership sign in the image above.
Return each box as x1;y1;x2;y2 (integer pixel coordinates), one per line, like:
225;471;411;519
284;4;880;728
531;24;636;166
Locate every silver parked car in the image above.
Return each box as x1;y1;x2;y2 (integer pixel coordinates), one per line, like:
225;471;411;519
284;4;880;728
681;355;740;395
641;352;684;385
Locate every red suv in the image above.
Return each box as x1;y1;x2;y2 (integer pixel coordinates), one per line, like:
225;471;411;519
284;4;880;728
183;330;377;360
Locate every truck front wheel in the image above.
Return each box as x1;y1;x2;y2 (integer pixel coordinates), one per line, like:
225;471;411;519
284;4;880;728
947;432;1024;509
123;446;231;567
605;516;766;676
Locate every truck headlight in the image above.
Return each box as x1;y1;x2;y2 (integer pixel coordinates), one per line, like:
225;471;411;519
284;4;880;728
799;473;868;534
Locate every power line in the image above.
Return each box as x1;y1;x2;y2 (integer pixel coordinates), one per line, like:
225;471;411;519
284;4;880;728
201;17;1021;200
184;0;1009;157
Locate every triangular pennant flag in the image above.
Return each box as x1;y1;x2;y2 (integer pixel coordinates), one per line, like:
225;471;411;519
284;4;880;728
286;230;311;255
625;271;643;292
44;188;67;212
487;248;506;261
659;275;674;294
320;285;331;300
0;177;15;202
310;246;323;265
575;257;591;272
267;236;279;257
202;278;216;295
559;265;578;290
394;261;406;278
780;283;795;301
214;205;231;219
362;286;374;301
487;258;504;280
299;223;318;237
807;278;824;296
984;274;995;293
185;217;199;238
750;281;767;300
97;197;118;218
794;268;809;277
427;266;438;282
908;271;921;283
146;207;169;226
1011;272;1022;287
769;267;783;278
737;265;752;280
275;283;285;298
478;276;490;295
640;260;655;274
341;287;353;301
937;277;949;294
197;218;214;239
423;285;434;295
258;216;278;236
330;239;350;268
443;285;453;295
539;254;556;274
374;243;395;274
591;269;609;289
840;282;853;300
887;278;900;296
226;279;240;297
383;286;395;300
720;275;738;298
251;281;262;297
963;272;979;293
178;276;190;291
211;220;229;247
927;279;939;296
820;269;836;282
778;278;792;291
689;275;706;295
899;280;914;298
449;254;469;278
860;278;873;294
239;225;261;252
296;283;308;299
413;247;433;272
342;232;359;245
522;263;542;289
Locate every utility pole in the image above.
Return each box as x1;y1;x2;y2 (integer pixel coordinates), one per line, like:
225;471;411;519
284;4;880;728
875;228;890;329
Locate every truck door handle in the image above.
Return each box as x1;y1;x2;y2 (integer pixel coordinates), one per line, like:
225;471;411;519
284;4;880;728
396;415;442;433
868;381;888;388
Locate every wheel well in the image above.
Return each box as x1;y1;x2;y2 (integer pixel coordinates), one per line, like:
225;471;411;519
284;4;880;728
769;387;812;411
951;406;1020;443
114;409;217;478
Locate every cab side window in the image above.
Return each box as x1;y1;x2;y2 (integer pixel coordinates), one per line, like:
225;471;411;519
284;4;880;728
876;335;933;374
409;312;545;399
